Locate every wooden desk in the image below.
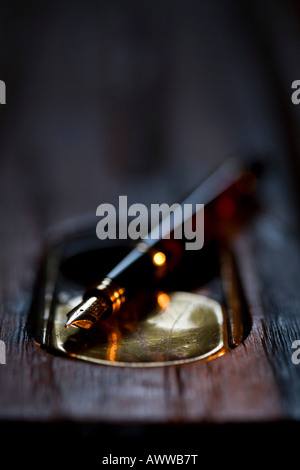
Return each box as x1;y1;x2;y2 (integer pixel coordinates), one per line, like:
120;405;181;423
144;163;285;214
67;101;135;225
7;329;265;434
1;0;300;457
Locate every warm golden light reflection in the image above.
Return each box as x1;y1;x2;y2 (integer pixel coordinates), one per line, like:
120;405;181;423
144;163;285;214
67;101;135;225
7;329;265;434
152;251;166;266
157;292;170;310
56;292;229;366
216;350;226;357
107;332;118;361
111;287;126;313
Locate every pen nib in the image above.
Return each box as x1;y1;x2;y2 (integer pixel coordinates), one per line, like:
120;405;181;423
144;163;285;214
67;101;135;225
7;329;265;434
65;296;110;329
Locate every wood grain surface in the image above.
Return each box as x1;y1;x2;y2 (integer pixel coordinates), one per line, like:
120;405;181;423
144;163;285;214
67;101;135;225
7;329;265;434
1;1;300;451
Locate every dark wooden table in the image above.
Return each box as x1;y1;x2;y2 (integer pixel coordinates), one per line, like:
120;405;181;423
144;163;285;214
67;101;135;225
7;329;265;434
1;0;300;460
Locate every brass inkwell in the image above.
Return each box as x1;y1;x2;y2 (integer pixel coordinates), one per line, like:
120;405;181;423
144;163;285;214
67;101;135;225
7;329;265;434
30;158;257;367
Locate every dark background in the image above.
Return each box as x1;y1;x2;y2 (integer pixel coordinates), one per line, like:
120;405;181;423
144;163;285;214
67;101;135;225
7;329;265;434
1;0;300;258
1;0;300;461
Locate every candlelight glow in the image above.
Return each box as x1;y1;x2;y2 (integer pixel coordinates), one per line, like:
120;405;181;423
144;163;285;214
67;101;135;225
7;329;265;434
152;251;166;266
107;332;118;361
157;292;170;310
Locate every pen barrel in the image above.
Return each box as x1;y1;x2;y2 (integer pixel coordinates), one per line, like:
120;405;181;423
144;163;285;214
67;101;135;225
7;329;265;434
66;157;260;328
86;158;258;302
86;238;182;305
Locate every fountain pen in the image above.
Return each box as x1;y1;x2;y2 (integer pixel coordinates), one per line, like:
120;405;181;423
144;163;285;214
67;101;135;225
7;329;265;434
65;157;257;329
